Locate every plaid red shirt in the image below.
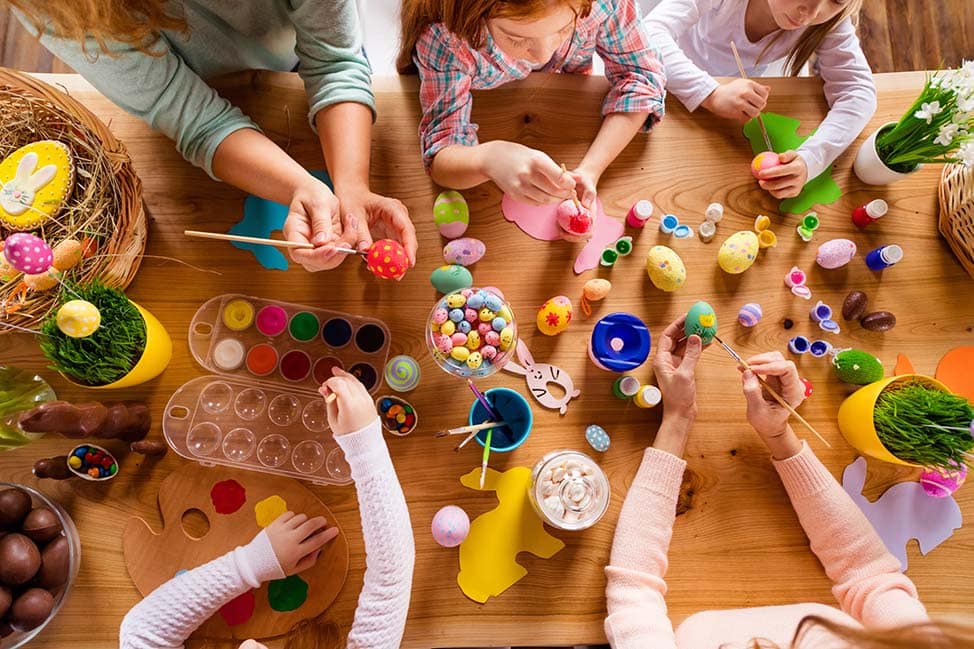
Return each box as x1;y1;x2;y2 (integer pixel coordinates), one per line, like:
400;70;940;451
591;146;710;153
414;0;666;169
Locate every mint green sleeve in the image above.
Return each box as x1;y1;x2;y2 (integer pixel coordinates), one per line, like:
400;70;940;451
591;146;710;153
289;0;376;129
21;19;256;180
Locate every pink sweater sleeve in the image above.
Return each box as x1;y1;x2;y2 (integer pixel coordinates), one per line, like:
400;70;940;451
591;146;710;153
604;447;686;649
772;442;929;628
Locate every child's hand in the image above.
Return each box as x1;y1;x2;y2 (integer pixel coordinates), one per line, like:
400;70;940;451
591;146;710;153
265;511;339;576
284;177;352;272
319;367;378;435
483;141;575;205
559;167;600;242
757;151;807;198
701;79;770;122
652;315;703;425
739;352;805;450
337;189;418;269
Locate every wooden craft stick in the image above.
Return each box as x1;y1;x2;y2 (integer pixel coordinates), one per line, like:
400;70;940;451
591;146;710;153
729;41;774;152
713;336;832;448
183;230;363;255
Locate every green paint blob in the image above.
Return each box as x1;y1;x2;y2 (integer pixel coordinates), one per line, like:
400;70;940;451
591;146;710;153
289;312;320;342
267;575;309;612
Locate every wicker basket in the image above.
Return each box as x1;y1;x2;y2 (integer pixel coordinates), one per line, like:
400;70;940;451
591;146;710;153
939;163;974;280
0;67;146;333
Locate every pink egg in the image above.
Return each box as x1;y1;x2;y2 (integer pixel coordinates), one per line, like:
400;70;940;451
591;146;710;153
433;333;452;354
751;151;780;178
431;505;470;548
432;308;449;324
481;345;498;360
461;288;474;298
556;199;594;235
3;233;54;275
485;331;500;346
477;322;492;337
464;308;478;323
920;464;967;498
451;332;468;347
816;239;858;270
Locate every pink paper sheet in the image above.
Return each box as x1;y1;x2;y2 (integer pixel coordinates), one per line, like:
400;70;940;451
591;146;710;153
500;195;624;274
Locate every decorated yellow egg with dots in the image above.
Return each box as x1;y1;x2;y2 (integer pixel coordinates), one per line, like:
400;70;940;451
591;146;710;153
56;299;101;338
718;231;759;274
645;245;686;292
0;141;75;231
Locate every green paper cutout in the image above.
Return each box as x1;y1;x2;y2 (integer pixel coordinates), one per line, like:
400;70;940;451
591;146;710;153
743;113;841;213
267;575;308;612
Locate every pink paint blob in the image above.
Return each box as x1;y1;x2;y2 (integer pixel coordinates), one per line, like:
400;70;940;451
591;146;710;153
210;479;247;514
256;304;288;336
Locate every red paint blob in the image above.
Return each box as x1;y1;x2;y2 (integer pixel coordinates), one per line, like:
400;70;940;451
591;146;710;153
219;589;255;626
280;350;311;382
210;479;247;514
313;357;343;384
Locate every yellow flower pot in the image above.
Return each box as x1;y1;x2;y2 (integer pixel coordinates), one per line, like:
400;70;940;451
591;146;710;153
837;374;951;467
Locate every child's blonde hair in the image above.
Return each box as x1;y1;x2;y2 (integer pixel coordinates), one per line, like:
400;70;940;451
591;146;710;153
7;0;185;55
397;0;594;74
760;0;864;76
736;615;974;648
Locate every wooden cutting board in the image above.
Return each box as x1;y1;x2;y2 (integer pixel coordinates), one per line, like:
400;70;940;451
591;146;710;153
123;464;349;640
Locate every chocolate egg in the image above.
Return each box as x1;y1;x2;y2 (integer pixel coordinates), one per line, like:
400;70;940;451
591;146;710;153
816;239;857;269
0;584;11;618
0;533;41;586
717;231;759;274
22;507;61;545
0;487;31;527
9;587;53;631
35;535;70;590
442;237;485;266
842;290;868;321
860;311;897;332
646;245;687;292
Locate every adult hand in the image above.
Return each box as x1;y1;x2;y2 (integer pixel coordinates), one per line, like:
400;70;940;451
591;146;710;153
652;315;704;426
264;511;338;575
337;188;418;269
482;141;576;205
739;352;805;458
757;151;808;198
283;177;353;272
319;367;378;436
701;79;770;121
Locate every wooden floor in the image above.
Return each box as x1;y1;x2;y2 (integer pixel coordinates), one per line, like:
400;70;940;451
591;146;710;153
0;0;971;75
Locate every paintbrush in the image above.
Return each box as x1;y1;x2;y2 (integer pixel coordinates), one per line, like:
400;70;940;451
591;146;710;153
184;230;365;256
436;420;507;438
466;380;502;421
729;41;774;153
713;335;831;448
480;428;493;489
561;163;581;210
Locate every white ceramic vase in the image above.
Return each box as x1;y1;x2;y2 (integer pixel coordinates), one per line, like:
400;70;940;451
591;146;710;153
853;122;921;185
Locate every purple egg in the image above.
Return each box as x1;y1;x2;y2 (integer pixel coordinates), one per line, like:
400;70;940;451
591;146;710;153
737;303;763;327
442;238;486;267
3;233;53;275
815;239;857;270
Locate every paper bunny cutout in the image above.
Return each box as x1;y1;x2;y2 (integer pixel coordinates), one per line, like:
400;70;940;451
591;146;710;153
503;339;580;415
0;152;57;216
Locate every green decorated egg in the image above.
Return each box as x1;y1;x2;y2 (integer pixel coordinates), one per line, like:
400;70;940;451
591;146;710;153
718;230;759;274
832;349;884;385
646;245;686;292
684;301;717;344
433;190;470;238
430;264;473;294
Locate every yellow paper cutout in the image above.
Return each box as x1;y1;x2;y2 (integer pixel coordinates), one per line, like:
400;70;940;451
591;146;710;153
457;466;565;603
255;495;288;528
0;141;75;230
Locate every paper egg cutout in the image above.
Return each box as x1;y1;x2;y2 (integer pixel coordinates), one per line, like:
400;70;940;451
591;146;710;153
645;245;686;292
585;424;610;452
537;296;573;336
556;199;594;236
433;190;470;238
431;505;470;547
442;237;485;266
0;141;75;230
430;264;473;294
920;464;967;498
816;239;857;269
3;233;53;275
738;303;763;327
56;299;101;338
751;151;779;178
684;301;717;344
718;231;759;274
366;238;408;280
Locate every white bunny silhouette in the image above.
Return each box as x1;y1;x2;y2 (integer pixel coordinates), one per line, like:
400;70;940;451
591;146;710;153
1;152;58;216
503;339;580;415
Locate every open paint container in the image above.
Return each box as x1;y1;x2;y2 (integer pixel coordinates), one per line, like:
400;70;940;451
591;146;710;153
467;387;533;452
588;312;651;373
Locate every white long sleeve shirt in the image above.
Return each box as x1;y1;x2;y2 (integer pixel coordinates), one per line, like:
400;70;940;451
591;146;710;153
644;0;877;179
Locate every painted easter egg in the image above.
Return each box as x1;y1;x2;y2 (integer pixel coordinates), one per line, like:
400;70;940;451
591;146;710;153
585;424;610;452
684;301;717;344
645;245;686;292
0;141;75;230
842;291;869;321
430;264;473;294
717;230;759;274
433;190;470;238
816;239;857;269
738;303;763;327
556;199;594;236
582;279;611;302
431;505;470;548
3;233;53;275
751;151;780;178
23;269;60;291
56;299;101;338
536;295;573;336
442;237;485;266
51;239;83;271
920;464;967;498
384;355;421;392
366;239;409;280
831;349;883;385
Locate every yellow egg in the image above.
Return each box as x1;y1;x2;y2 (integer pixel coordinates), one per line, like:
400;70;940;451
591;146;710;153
56;299;101;338
536;296;573;336
440;320;456;336
466;352;483;369
645;246;686;292
466;331;481;349
499;327;514;351
446;294;467;308
450;346;470;362
478;308;495;322
718;231;759;274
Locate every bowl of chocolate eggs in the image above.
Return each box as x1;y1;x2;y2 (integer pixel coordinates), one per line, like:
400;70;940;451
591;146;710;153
0;484;80;647
426;287;517;379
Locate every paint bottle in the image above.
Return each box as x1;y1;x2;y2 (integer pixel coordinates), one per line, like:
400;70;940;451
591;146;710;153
599;247;619;267
633;385;662;409
612;375;641;399
796;213;820;242
698;220;716;243
705;203;724;223
659;214;679;234
865;244;903;270
851;199;888;228
626;200;653;228
788;336;811;354
809;300;832;323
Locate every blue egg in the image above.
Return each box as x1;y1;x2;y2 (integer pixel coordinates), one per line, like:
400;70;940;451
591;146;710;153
449;308;464;322
484;294;503;312
492;317;506;332
458;320;472;333
467;293;485;309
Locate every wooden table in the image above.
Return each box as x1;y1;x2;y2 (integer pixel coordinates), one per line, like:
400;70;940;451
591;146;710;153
2;70;973;648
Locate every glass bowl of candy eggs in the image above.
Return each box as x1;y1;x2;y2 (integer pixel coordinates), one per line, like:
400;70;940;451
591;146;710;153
426;287;517;379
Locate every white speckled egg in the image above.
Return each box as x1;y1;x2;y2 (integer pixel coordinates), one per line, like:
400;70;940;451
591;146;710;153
815;239;857;269
442;237;485;266
717;231;759;274
645;245;686;292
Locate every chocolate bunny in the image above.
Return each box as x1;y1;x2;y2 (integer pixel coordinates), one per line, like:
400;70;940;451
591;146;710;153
503;340;579;415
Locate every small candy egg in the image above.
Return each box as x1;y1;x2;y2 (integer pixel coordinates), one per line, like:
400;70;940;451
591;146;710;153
492;317;506;332
56;299;101;338
477;322;492;336
433;190;470;238
449;308;464;323
451;332;468;346
738;303;763;327
536;295;573;336
816;239;857;270
458;320;472;334
684;301;718;344
433;333;453;354
842;291;869;321
466;331;481;349
450;346;470;362
646;245;687;291
446;294;467;309
484;294;504;312
464;308;478;323
751;151;780;178
860;311;897;332
431;505;470;547
432;308;449;324
485;331;500;346
499;327;514;351
440;320;456;336
718;231;759;274
479;308;495;322
461;288;474;297
466;352;483;369
585;424;610;452
466;293;486;309
366;239;409;280
443;237;486;266
481;345;498;360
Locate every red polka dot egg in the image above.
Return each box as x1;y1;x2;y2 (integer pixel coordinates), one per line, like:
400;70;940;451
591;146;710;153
366;239;408;280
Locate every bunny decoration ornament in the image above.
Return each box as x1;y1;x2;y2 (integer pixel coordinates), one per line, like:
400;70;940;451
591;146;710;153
503;339;580;415
0;141;75;230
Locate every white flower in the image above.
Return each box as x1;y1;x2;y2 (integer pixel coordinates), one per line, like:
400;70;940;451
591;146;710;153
957;94;974;113
959;141;974;167
935;122;959;146
915;101;943;124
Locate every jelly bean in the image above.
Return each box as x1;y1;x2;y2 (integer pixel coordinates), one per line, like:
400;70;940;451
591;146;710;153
68;456;82;469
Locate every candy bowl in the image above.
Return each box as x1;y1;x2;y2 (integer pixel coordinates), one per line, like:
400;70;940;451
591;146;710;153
528;450;609;531
0;483;81;648
426;287;517;379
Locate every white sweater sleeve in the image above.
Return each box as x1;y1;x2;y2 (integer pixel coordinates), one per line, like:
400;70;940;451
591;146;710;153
118;531;285;649
644;0;720;111
335;417;415;649
796;17;877;179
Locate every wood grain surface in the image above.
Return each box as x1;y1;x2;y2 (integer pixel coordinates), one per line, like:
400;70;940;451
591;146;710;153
0;70;972;648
